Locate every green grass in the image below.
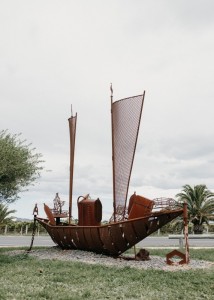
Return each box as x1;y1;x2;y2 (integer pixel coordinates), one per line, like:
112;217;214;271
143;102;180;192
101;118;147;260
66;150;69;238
0;248;213;300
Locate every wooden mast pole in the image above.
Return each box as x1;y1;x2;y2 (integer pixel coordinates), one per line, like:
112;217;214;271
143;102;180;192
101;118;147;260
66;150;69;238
68;107;77;225
110;83;116;222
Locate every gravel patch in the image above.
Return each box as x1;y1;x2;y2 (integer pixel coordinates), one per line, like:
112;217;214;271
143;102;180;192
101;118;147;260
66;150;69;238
7;247;214;272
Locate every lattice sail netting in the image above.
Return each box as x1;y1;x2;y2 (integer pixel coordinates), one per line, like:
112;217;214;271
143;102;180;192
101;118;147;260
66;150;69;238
112;94;145;212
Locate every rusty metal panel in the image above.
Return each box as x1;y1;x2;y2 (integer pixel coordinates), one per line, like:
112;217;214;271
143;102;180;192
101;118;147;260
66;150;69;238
89;227;104;251
45;226;58;245
128;194;154;219
132;218;148;240
50;227;65;248
75;227;89;249
99;226;118;255
122;221;138;246
70;229;82;248
55;228;68;248
48;227;58;245
83;227;96;250
109;224;128;253
62;227;77;249
146;217;158;235
156;215;168;229
157;210;183;228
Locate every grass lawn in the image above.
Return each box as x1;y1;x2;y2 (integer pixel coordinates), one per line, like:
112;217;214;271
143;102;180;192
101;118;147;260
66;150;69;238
0;248;213;300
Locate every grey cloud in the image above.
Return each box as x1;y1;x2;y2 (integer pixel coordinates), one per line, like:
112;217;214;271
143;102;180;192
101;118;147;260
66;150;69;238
1;1;214;218
157;135;214;161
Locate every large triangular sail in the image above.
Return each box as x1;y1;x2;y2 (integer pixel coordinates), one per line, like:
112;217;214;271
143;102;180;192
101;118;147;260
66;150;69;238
68;112;77;224
111;91;145;220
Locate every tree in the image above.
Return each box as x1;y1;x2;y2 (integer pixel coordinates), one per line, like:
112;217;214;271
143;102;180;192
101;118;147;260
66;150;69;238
176;184;214;234
0;203;16;225
0;130;43;203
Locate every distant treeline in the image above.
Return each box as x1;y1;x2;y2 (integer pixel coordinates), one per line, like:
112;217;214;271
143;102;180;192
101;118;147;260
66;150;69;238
0;221;47;235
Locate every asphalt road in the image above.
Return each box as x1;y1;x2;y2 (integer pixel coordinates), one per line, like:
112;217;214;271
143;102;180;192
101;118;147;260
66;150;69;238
0;235;213;248
0;235;55;248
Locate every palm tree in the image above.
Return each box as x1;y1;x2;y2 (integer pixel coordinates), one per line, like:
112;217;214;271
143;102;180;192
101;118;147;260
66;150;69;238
176;184;214;234
0;203;16;225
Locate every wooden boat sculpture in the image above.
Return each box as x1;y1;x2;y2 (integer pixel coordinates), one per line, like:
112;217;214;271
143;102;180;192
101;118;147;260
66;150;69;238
35;88;183;256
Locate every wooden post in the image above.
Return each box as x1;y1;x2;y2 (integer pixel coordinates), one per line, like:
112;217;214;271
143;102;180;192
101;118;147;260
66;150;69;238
183;202;190;263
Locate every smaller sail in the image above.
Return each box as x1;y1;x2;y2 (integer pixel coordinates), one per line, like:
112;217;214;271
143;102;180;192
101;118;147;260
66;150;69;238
111;92;145;219
68;113;77;223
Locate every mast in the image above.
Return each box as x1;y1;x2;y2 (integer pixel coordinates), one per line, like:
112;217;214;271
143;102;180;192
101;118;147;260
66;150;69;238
110;83;117;222
68;108;77;224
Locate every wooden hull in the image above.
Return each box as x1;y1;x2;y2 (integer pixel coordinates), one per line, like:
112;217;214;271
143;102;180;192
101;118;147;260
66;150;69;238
36;208;183;256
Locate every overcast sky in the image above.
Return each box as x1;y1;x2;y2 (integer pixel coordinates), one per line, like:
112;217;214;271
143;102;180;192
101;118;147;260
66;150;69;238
1;0;214;220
